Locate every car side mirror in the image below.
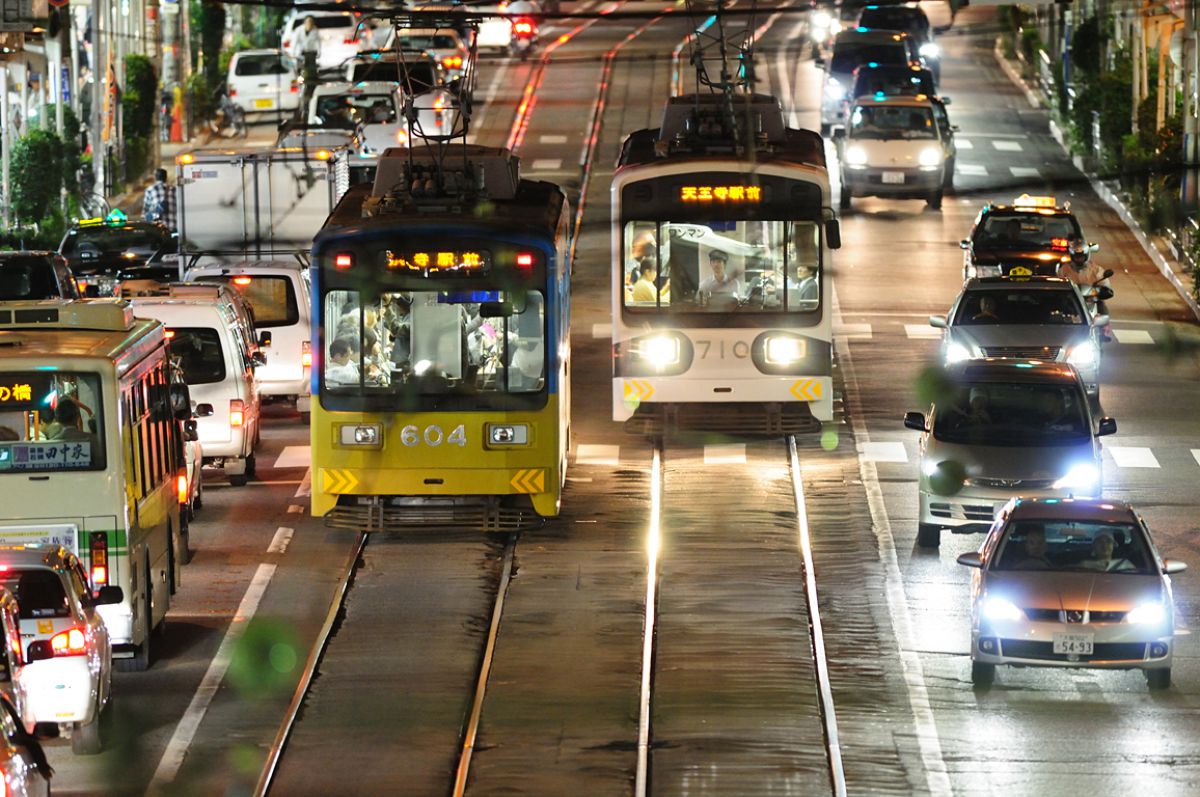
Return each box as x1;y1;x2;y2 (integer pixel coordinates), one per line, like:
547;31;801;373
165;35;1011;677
1101;268;1114;279
940;96;952;105
1089;243;1100;253
1096;416;1117;437
169;383;192;421
928;315;947;329
1163;559;1188;575
26;640;54;664
251;350;268;367
184;419;199;442
259;331;273;348
904;411;928;432
959;239;970;250
956;552;983;568
1091;314;1109;327
96;585;124;606
825;218;842;249
194;403;215;418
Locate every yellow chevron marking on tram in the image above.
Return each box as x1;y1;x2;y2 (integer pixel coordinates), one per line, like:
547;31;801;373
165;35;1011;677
510;469;545;494
790;379;822;402
322;468;360;494
623;379;655;402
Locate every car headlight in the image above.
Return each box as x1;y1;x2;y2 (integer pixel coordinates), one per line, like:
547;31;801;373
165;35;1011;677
920;42;941;59
982;596;1024;623
918;146;943;168
845;145;868;167
1126;602;1167;626
824;77;844;100
635;335;681;370
339;423;382;447
944;342;971;364
1066;341;1097;367
1052;463;1099;492
811;10;831;29
764;336;805;366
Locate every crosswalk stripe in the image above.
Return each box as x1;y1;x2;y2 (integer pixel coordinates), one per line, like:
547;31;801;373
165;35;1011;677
993;140;1023;152
530;158;563;170
955;138;973;149
861;441;908;463
1107;446;1160;468
1192;450;1200;468
904;324;942;340
592;323;612;339
539;134;568;144
835;322;873;339
1112;328;1155;345
273;445;311;470
1009;166;1041;178
958;163;987;176
576;444;621;466
704;444;746;465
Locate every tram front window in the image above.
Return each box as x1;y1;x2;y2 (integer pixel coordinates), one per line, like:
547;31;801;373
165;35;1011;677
622;220;821;313
323;289;546;394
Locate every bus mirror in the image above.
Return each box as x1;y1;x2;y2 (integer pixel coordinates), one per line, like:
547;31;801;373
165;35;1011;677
170;384;192;420
479;301;514;318
825;219;842;250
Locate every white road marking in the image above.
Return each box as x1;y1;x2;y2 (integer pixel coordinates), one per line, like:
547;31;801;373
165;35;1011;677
1192;450;1200;468
958;163;988;176
861;441;909;463
465;58;509;144
993;140;1023;151
151;563;277;787
955;138;973;149
294;468;312;499
273;445;311;470
539;134;568;144
1009;166;1042;178
576;444;621;466
287;504;304;514
592;322;612;338
1112;328;1155;345
1107;446;1161;468
835;322;873;339
703;443;746;465
267;527;294;554
904;324;942;339
530;158;563;170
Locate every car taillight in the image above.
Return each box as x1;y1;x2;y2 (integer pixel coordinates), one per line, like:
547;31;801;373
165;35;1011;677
90;531;108;588
443;55;462;69
302;341;312;367
434;95;446;111
396;129;409;145
178;472;189;505
290;80;300;94
230;399;245;428
229;88;237;97
50;627;87;656
514;19;534;35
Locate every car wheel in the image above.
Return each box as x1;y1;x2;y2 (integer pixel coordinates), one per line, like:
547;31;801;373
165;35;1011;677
927;189;943;210
943;158;955;190
299;411;311;425
72;709;102;755
971;661;995;687
245;452;257;480
1146;668;1171;690
115;565;152;673
917;523;941;548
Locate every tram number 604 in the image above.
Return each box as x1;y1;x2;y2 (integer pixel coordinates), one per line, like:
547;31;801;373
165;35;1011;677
401;424;467;447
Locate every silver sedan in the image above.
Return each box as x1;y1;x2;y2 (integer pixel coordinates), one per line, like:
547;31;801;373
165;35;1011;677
958;497;1186;689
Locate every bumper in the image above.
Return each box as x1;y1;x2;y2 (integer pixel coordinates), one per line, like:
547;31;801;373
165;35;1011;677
96;603;133;647
235;93;300;113
820;100;845;128
972;624;1173;670
199;426;251;460
23;658;99;724
844;168;942;197
920;483;1099;533
611;375;833;424
258;375;310;399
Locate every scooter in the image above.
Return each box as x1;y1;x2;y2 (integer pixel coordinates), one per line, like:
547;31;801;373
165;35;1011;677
1082;268;1115;342
510;17;538;59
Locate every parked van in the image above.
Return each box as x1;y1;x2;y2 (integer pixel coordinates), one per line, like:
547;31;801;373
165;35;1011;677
126;286;264;485
186;259;313;420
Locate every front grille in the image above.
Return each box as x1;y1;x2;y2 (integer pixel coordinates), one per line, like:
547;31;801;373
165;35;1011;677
967;477;1056;490
625;401;820;437
1023;608;1130;623
981;346;1062;360
1000;639;1147;662
1025;608;1061;621
962;503;995;521
928;501;995;521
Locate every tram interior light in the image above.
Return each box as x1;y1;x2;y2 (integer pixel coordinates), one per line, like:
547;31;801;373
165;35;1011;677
636;335;681;370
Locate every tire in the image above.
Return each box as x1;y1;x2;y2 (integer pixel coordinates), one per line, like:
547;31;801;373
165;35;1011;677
839;187;851;210
1146;668;1171;690
971;661;995;687
194;479;203;511
917;523;941;548
927;189;943;210
229;471;248;487
943;158;955;190
299;411;311;425
72;711;102;755
115;564;152;673
245;452;257;480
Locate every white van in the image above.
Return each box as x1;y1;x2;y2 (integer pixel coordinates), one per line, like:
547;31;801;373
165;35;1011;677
186;259;313;420
127;288;263;485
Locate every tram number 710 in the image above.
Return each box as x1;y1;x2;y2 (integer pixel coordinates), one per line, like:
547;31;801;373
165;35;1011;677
400;424;467;447
697;340;750;359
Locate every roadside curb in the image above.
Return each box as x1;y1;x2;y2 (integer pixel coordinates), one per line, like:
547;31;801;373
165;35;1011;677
992;38;1200;323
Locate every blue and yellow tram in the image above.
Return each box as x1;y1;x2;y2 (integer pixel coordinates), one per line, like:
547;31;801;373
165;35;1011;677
310;146;570;529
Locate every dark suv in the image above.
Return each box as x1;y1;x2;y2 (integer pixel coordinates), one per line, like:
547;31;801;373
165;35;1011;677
0;251;81;299
857;3;939;78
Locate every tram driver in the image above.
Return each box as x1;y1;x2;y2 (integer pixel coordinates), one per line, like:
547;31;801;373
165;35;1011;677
697;249;742;310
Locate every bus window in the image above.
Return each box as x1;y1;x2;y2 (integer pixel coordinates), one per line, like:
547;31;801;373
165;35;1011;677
0;372;105;472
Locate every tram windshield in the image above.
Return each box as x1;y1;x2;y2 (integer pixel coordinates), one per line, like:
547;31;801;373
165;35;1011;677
622;220;821;314
323;289;546;394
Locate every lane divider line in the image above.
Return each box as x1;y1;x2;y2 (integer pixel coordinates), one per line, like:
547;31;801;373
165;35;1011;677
267;527;294;554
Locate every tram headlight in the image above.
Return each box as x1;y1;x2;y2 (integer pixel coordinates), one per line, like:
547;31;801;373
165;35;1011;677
764;336;806;366
339;423;383;447
635;334;681;370
487;424;529;446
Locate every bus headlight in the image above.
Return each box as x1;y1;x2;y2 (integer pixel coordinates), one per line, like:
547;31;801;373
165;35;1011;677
340;423;383;447
635;335;681;369
764;336;806;365
488;424;529;446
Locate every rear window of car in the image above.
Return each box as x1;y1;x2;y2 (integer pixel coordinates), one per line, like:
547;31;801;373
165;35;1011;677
292;14;354;30
975;213;1082;250
167;327;227;384
196;275;299;328
831;42;909;74
0;256;63;300
0;569;69;619
853;68;935;98
61;225;171;259
396;34;459;50
859;8;928;36
234;54;294;77
349;61;436;92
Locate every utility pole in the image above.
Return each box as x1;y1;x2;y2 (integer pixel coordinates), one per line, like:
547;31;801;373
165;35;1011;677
1184;0;1198;211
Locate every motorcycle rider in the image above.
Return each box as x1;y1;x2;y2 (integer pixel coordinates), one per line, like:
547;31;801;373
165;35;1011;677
1057;236;1113;341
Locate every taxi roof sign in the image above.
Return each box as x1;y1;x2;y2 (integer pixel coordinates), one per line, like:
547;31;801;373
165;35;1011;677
0;299;135;332
1012;194;1064;210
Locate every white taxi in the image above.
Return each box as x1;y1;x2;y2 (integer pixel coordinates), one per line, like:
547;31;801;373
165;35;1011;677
0;546;120;755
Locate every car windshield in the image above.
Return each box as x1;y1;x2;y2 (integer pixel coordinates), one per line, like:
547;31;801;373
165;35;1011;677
850;104;937;139
854;68;935;97
993;520;1155;574
0;257;63;299
61;225;170;259
954;289;1086;326
0;372;106;473
933;381;1090;446
0;569;69;619
234;53;294;76
859;8;929;37
324;289;546;394
292;14;354;30
167;328;227;385
831;42;908;73
313;92;396;128
975;213;1081;251
622;220;821;315
195;276;298;328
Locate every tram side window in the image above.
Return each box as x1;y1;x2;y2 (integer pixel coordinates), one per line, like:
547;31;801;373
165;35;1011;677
324;289;546;394
0;372;105;473
622;220;822;313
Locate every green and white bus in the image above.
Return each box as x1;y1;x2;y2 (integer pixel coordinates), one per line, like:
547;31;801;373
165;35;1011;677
0;300;186;671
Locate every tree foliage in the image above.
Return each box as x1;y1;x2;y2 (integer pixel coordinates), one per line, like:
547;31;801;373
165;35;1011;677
9;130;64;224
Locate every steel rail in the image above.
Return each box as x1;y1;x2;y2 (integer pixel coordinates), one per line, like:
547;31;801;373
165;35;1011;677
634;443;664;797
254;531;368;797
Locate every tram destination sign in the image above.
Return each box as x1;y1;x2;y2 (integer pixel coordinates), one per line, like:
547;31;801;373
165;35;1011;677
624;175;823;222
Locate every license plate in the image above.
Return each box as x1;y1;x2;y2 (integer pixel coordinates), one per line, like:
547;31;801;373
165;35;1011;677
253;98;275;109
1053;633;1094;655
881;171;905;184
1008;265;1033;276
